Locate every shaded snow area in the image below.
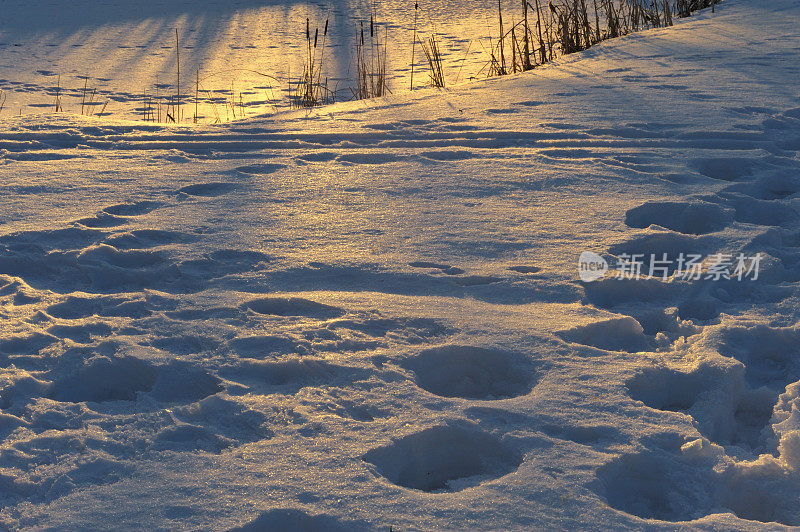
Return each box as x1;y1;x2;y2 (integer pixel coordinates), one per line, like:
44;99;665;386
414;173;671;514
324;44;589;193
1;0;800;529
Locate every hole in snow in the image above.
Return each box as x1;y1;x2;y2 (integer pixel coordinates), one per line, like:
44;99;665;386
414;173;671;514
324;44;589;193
710;324;800;390
723;477;800;526
720;192;799;226
51;356;157;403
627;366;707;412
234;163;286;175
102;200;161;216
627;361;778;454
624;201;733;235
692;157;756;181
242;297;345;319
363;424;522;492
177;182;237;197
148;361;224;403
405;345;536;399
596;451;714;521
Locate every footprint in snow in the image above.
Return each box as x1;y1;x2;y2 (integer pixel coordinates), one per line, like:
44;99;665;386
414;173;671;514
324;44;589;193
452;275;501;286
242;296;345;319
624;200;733;235
336;153;402;165
363;423;523;492
404;345;537;399
295;152;338;163
75;212;129;228
508;265;541;274
485;108;518;115
409;261;465;275
233;163;286;175
176;182;237;197
104;229;194;250
102;200;162;216
556;316;651;353
418;150;479;162
690;156;757;181
48;356;223;405
515;100;543;107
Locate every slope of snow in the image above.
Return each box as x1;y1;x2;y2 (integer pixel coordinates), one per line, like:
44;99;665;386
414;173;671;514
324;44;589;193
1;0;800;528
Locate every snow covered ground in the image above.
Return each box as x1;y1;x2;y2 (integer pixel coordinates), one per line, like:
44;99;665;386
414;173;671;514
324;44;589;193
1;0;800;529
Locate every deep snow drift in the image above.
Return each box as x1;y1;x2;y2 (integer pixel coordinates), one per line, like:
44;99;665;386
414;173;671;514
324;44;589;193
1;0;800;529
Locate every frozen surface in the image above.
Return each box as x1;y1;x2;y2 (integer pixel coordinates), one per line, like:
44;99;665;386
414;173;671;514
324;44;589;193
1;0;800;528
0;0;522;120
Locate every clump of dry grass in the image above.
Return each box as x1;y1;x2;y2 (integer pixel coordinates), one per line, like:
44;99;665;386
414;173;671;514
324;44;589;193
175;28;181;122
290;18;335;107
479;0;710;78
79;76;99;116
421;35;445;87
53;75;63;113
353;15;390;100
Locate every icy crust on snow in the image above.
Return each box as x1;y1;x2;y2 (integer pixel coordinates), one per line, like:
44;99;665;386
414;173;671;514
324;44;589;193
1;0;800;528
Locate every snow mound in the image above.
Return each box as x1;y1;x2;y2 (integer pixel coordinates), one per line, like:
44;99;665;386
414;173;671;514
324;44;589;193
556;316;650;352
778;431;800;471
773;383;800;469
228;508;359;532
